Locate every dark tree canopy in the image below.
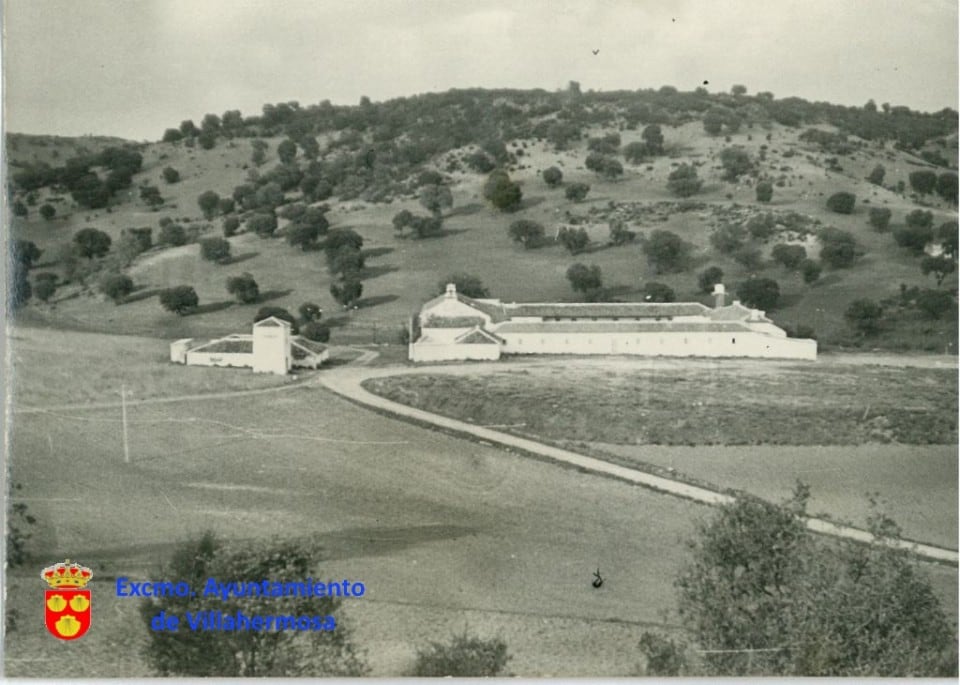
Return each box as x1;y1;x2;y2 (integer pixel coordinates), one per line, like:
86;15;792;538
937;172;958;204
557;226;589;254
99;272;134;304
159;285;198;315
674;485;957;677
226;273;259;304
566;262;603;293
908;170;938;195
565;182;590;202
330;278;363;307
920;255;955;286
419;184;453;217
719;147;753;181
642;281;675;302
301;321;331;343
200;237;231;263
73;228;112;259
508;220;546;248
248;212;278;238
866;164;885;185
482;170;522;212
139;532;366;677
800;258;822;284
642;229;692;273
826;192;856;214
666;164;702;198
159;223;188;246
915;288;955;319
868;207;892;232
845;298;884;335
198;190;222;219
542;166;563;187
39;203;56;220
755;181;773;203
698;266;724;293
893;223;934;255
736;277;780;310
818;228;858;268
771;243;807;269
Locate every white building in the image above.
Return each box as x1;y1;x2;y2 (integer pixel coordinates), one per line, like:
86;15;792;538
409;284;816;362
170;317;328;375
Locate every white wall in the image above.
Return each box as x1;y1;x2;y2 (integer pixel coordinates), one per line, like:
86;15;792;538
185;351;254;369
410;343;501;362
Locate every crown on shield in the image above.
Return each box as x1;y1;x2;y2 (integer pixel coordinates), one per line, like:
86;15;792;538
41;560;92;588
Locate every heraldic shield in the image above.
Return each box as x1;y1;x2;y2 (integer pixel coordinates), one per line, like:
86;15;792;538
42;560;92;640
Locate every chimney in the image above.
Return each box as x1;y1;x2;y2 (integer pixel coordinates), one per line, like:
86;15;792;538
712;283;726;308
445;283;456;299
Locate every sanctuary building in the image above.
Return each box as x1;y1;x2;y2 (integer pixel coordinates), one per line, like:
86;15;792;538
170;317;328;375
408;284;816;362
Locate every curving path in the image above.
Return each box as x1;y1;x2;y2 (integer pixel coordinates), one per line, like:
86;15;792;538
319;361;959;565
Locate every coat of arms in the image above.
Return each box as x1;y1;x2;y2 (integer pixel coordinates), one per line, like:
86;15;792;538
41;560;92;640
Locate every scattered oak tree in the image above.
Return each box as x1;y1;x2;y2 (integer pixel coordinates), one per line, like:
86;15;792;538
642;282;675;302
666;164;702;198
825;192;856;214
557;226;589;254
698;266;724;293
845;298;884;335
198;190;222;220
920;255;955;285
755;181;773;203
508;220;546;248
771;244;807;269
99;272;134;304
642;230;692;274
226;273;260;304
542;166;563;187
254;306;298;332
159;285;199;315
868;207;892;232
200;237;231;263
73;228;112;259
565;182;590;202
736;277;780;310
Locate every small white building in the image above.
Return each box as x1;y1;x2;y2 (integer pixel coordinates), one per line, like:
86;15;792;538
171;317;328;375
409;284;817;362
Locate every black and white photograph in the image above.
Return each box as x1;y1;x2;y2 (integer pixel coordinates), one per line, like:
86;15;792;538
2;0;958;678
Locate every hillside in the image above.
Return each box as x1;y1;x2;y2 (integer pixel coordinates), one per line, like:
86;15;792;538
7;87;958;350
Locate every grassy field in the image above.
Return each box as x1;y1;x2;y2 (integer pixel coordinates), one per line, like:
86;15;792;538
362;360;958;446
10;121;958;350
5;377;713;677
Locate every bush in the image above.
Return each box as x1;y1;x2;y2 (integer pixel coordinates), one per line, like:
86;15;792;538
392;209;413;232
226;273;259;303
771;243;807;269
868;207;892;232
755;181;773;203
412;632;509;677
33;274;57;302
565;182;590;202
200;237;231;263
866;164;885;185
301;321;331;343
254;306;298;332
905;209;934;230
937;172;958;204
845;298;883;335
73;228;112;259
642;282;675;302
909;170;938;195
826;192;856;214
915;289;954;320
197;190;221;219
140;532;366;677
159;285;198;315
99;272;134;304
719;147;753;181
893;224;934;255
286;222;322;250
819;228;858;268
222;216;240;237
159;223;188;246
643;230;692;273
508;220;545;248
557;226;589;254
330;278;363;308
482;170;522;212
800;258;822;284
732;244;763;269
542;166;563;187
162;167;180;184
698;266;724;293
247;212;278;238
566;263;603;293
736;277;780;310
666;164;702;197
299;302;322;322
39;203;56;220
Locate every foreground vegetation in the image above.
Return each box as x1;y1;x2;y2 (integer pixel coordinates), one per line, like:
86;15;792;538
363;362;957;445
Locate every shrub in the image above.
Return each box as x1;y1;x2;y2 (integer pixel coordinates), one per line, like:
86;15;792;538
710;223;746;254
226;273;259;303
159;285;198;315
698;266;724;293
642;281;675;302
100;272;134;304
39;203;56;220
800;259;822;284
920;255;955;285
286;222;322;250
609;220;636;245
826;192;856;214
732;244;763;269
937;172;958;204
542;166;563;187
819;227;858;268
199;237;231;263
666;164;702;197
909;170;938;195
868;207;892;232
247;212;278;238
719;147;753;181
566;263;603;293
755;181;773;203
301;321;331;343
197;190;221;219
162;167;180;184
222;216;240;237
392;209;414;232
565;182;590;202
508;220;546;248
159;222;188;246
623;141;650;164
866;164;885;185
643;230;692;273
412;632;509;678
73;228;112;259
845;298;883;335
905;209;934;230
915;289;954;319
893;224;934;255
482;170;522;212
557;226;589;254
771;243;807;269
299;302;322;322
330;278;363;308
33;273;58;302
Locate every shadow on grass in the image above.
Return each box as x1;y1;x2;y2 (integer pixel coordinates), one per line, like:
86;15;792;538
187;300;235;316
355;294;399;309
362;246;394;259
361;264;398;280
123;287;163;304
221;252;259;265
257;288;294;304
324;315;349;328
444;202;484;218
518;196;545;211
817;272;844;288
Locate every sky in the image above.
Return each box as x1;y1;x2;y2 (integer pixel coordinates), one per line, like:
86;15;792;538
3;0;958;141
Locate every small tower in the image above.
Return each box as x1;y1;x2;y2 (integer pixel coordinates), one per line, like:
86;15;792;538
252;317;291;375
712;283;726;308
445;283;457;299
